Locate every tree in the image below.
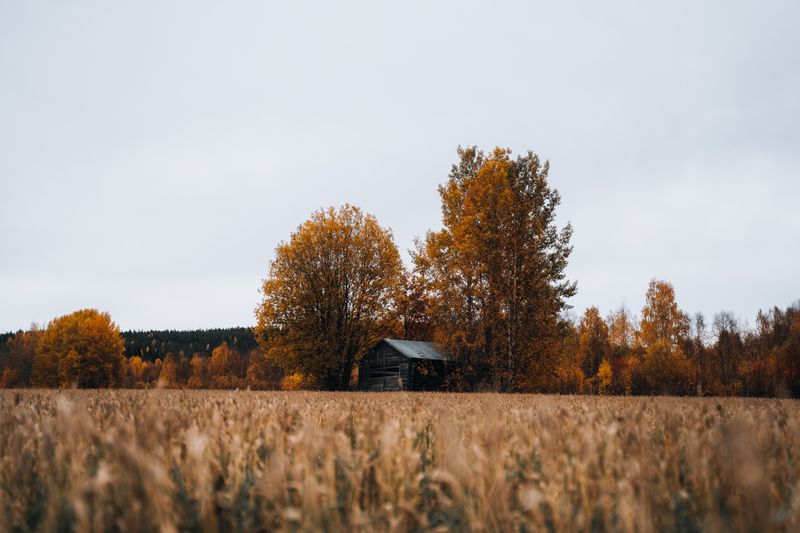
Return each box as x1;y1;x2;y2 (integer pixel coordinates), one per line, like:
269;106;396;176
120;327;257;361
596;359;613;395
207;342;242;389
783;309;800;396
1;326;42;387
552;318;586;393
415;147;576;391
33;309;124;388
255;205;403;391
394;271;434;341
245;349;280;389
147;359;163;385
638;280;692;394
126;356;148;387
576;307;611;381
640;280;689;349
608;306;635;354
712;311;745;394
689;312;708;396
159;355;178;387
737;303;800;397
606;305;639;394
175;353;192;385
187;354;207;388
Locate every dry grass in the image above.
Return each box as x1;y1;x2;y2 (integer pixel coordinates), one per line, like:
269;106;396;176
1;391;798;532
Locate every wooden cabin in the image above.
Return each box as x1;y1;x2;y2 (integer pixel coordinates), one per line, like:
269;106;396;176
357;339;448;391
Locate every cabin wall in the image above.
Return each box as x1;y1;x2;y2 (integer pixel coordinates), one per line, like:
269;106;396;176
357;342;446;391
358;343;410;391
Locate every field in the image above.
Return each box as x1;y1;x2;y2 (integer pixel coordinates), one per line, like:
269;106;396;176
1;391;798;532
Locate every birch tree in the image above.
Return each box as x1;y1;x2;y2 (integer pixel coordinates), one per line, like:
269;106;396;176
416;147;576;391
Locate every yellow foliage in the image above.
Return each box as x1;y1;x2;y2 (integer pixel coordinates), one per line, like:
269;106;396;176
639;280;689;349
256;204;402;391
281;372;312;391
159;357;178;387
596;359;613;395
208;343;242;389
577;306;611;378
414;147;576;392
188;355;206;388
34;309;124;388
637;281;694;394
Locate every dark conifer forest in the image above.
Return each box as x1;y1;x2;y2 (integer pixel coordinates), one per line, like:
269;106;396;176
120;327;257;361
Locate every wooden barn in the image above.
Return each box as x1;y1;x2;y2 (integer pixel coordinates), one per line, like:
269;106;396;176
357;339;449;391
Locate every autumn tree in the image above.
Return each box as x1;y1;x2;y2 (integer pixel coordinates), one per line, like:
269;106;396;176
33;309;125;388
207;342;242;389
187;354;207;388
125;356;148;387
394;271;434;341
159;355;178;387
415;147;576;391
728;304;799;397
245;349;280;389
576;306;611;384
552;318;586;393
147;359;163;384
779;307;800;396
608;305;636;354
711;311;745;395
596;359;613;395
0;326;42;387
638;280;693;394
606;305;640;394
688;312;709;396
175;353;191;385
255;205;403;390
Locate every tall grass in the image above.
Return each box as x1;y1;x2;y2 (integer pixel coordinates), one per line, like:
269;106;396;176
1;391;798;532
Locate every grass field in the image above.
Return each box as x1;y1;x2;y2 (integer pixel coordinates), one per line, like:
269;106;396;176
1;391;798;532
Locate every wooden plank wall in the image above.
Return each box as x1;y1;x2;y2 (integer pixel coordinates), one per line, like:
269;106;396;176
358;343;410;391
357;342;447;391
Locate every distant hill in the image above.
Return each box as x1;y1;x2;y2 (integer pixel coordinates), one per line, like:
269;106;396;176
121;327;257;361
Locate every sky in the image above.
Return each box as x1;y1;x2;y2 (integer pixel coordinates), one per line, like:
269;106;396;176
1;0;798;332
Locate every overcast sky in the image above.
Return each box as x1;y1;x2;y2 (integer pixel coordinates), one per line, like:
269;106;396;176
1;0;798;332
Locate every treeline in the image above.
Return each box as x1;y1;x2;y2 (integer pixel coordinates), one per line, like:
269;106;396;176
0;320;280;390
124;342;282;390
554;282;800;397
121;327;257;362
0;297;797;395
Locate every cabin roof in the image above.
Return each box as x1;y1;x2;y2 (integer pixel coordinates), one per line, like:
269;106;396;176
382;338;449;361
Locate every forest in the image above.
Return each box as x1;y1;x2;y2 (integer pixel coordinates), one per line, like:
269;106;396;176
121;327;257;362
1;147;797;396
0;299;797;396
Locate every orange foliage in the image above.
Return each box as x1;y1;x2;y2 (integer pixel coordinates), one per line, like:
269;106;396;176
281;372;315;391
159;356;178;387
208;342;242;389
256;204;403;391
638;280;693;395
33;309;124;388
577;307;611;381
414;147;576;391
